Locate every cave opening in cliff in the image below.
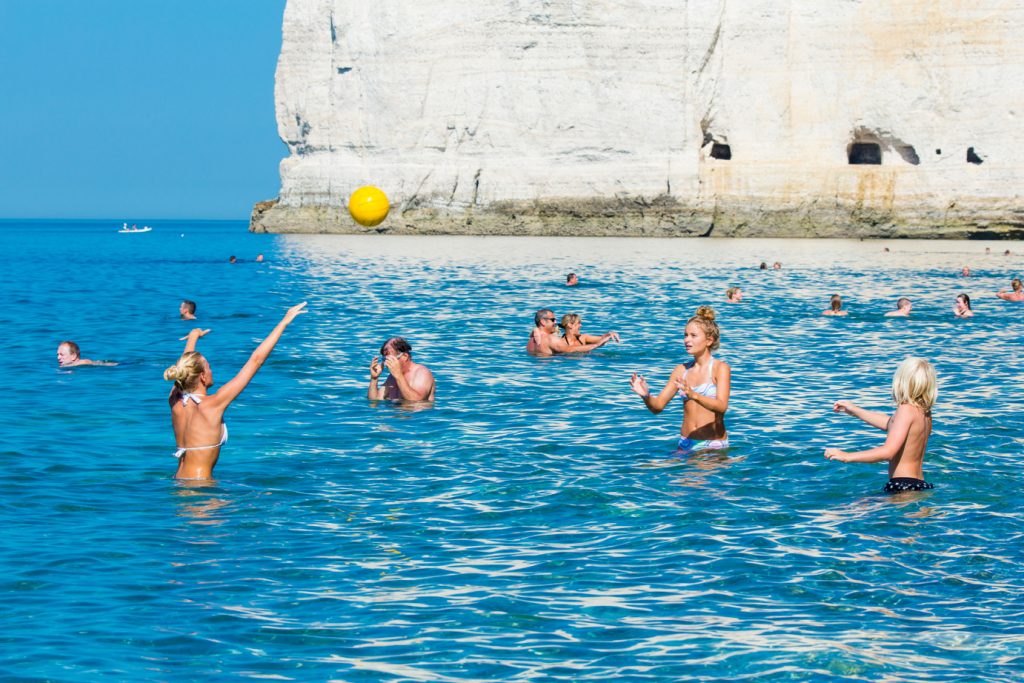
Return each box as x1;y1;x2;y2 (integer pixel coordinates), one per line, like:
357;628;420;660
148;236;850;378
848;142;882;165
967;147;984;164
710;143;732;160
897;145;920;165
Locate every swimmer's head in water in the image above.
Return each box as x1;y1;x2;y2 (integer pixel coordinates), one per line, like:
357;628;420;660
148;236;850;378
896;297;912;311
380;336;412;360
685;306;720;352
164;351;210;393
830;294;843;311
559;313;580;330
891;357;937;412
57;340;80;365
957;293;972;310
1013;278;1023;293
180;300;196;316
726;287;741;301
566;273;578;285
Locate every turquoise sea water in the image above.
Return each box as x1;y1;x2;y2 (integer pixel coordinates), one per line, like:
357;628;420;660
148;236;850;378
3;220;1024;681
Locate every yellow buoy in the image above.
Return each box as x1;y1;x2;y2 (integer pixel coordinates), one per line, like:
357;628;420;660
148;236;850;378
348;186;390;227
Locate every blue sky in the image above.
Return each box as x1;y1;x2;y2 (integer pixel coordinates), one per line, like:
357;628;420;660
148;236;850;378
0;0;287;220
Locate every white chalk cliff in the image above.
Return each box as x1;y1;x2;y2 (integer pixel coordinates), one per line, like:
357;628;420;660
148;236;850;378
252;0;1024;237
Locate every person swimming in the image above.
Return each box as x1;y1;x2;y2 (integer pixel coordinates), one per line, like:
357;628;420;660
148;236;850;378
824;357;937;493
822;294;848;316
953;293;973;318
558;313;620;349
56;340;117;367
725;287;743;303
629;306;730;455
884;297;912;317
996;278;1024;302
164;302;307;480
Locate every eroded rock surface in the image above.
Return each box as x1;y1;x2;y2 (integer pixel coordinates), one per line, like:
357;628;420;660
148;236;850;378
253;0;1024;237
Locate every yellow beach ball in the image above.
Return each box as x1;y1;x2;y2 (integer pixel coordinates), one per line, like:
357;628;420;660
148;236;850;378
348;186;390;227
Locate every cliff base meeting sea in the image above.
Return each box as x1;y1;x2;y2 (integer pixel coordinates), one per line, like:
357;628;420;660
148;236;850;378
2;220;1023;681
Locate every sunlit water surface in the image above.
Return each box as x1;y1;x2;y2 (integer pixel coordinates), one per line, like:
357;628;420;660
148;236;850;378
2;220;1023;681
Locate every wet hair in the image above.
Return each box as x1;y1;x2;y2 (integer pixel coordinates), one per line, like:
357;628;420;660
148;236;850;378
897;297;911;309
163;351;207;393
725;287;740;300
686;306;720;351
891;357;937;412
1013;278;1023;292
229;255;237;263
181;300;196;315
534;309;554;327
59;340;80;358
566;273;577;283
380;336;412;357
759;262;767;270
559;313;580;330
830;294;843;311
957;293;972;310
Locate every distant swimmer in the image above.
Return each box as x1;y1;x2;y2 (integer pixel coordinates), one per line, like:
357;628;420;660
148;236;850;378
164;302;307;480
527;309;616;356
368;337;435;402
725;287;743;304
630;306;730;455
759;262;768;270
884;297;912;317
824;357;937;494
953;293;973;318
773;261;782;270
559;313;620;349
566;272;579;286
57;340;117;367
256;253;264;263
960;266;971;277
996;278;1024;302
229;255;237;264
822;294;848;316
180;299;197;320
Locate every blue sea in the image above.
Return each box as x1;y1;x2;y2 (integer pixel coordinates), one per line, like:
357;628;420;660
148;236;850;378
3;219;1023;681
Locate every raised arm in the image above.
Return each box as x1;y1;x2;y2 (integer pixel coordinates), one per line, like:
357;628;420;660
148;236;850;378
824;405;914;463
833;400;891;431
630;366;683;414
678;362;731;414
210;302;307;408
580;331;620;344
368;356;385;400
179;328;211;355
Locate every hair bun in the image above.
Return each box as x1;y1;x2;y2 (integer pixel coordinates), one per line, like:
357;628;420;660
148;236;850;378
163;366;180;382
694;305;716;322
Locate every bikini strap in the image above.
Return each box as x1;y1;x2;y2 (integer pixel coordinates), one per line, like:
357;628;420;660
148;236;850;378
181;392;202;407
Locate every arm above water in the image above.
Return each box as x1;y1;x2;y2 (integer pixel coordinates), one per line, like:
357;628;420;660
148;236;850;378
388;363;435;402
209;302;307;409
833;400;891;431
549;332;614;355
824;405;914;463
179;328;211;355
630;366;682;414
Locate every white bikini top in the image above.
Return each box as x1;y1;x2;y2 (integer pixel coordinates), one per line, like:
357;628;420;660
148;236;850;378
680;358;717;401
173;392;228;459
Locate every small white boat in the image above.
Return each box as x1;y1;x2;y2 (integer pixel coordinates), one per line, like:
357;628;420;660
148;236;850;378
118;225;152;234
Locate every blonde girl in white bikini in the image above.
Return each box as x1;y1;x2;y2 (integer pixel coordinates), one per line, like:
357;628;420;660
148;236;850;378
629;306;731;454
164;302;307;480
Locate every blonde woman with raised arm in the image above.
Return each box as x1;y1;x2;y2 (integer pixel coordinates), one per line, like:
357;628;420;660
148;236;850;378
164;302;307;480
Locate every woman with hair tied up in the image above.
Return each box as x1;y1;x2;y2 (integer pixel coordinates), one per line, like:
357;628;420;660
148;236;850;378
822;294;848;316
629;306;731;455
164;302;307;480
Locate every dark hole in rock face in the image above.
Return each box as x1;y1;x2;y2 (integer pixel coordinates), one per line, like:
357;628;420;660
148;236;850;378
897;145;920;165
710;143;732;160
967;147;984;164
936;148;942;155
848;142;882;165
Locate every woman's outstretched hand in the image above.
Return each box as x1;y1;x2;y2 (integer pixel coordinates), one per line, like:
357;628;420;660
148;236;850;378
824;448;849;461
629;372;650;398
832;400;856;415
179;328;211;341
283;302;308;323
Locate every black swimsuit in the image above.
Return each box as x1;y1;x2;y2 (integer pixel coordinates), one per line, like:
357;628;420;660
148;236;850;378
884;477;934;493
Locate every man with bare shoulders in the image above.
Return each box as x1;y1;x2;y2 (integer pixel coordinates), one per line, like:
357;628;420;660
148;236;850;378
884;297;912;317
180;299;197;320
368;337;435;402
57;340;117;367
527;308;616;356
996;278;1024;302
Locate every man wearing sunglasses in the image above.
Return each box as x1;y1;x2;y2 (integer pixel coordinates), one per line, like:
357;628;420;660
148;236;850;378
526;308;615;356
